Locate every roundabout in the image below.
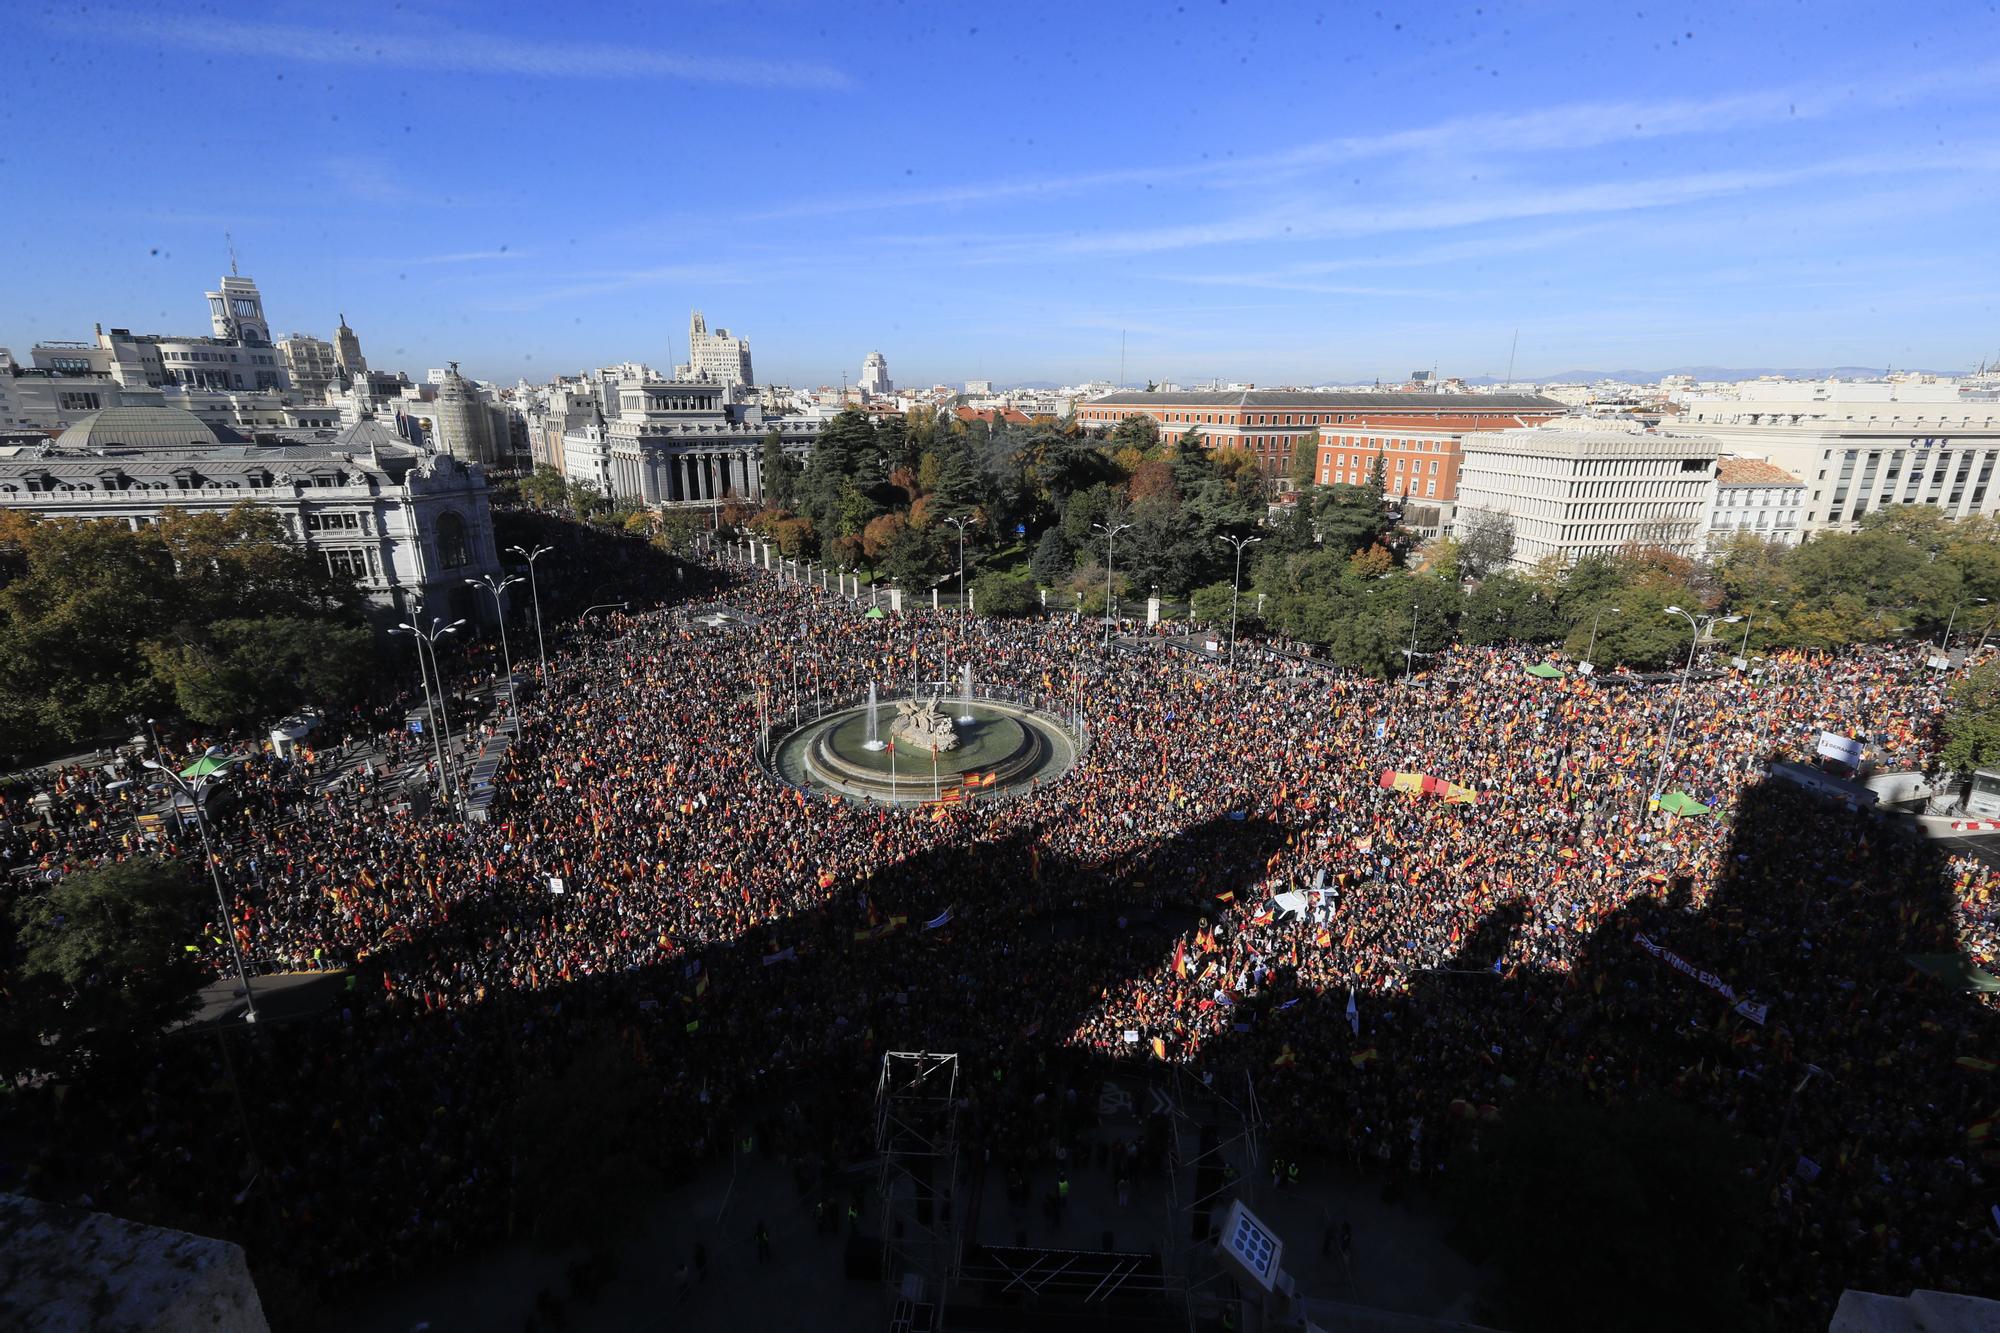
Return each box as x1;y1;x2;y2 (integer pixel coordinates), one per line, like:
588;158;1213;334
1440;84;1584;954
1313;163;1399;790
764;689;1081;804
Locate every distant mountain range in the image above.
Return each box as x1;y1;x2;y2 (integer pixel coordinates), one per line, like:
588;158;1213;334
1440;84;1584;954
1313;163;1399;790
1461;366;1972;386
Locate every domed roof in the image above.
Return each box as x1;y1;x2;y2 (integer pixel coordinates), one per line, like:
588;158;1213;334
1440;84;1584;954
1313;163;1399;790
53;405;220;452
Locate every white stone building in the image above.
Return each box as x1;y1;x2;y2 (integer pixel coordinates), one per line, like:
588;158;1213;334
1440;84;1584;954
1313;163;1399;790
205;273;272;345
860;350;892;397
578;376;820;506
333;314;367;378
1451;419;1720;570
677;311;753;386
0;406;502;626
1675;379;2000;531
278;333;341;401
1707;457;1807;549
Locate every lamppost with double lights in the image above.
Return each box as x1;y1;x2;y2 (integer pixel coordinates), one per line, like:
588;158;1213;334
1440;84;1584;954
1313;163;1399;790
144;748;259;1024
1652;605;1742;802
507;543;553;685
466;574;525;738
942;514;973;616
1217;534;1262;670
1094;519;1133;649
391;615;464;802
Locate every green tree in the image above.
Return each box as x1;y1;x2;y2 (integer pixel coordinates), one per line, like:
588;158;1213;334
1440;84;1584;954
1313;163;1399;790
565;477;605;517
1030;527;1076;586
1108;413;1160;451
1461;573;1561;646
0;510;177;745
1457;508;1517;580
1287;432;1320;491
759;429;797;510
971;569;1038;616
1310;484;1389;559
1188;580;1238;626
8;858;211;1076
144;617;372;727
519;465;569;511
1942;658;2000;783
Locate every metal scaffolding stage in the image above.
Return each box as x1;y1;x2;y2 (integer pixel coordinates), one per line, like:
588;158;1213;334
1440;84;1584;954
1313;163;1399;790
876;1052;964;1327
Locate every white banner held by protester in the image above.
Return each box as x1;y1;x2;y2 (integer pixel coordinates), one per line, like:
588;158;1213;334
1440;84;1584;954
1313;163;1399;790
1633;932;1768;1024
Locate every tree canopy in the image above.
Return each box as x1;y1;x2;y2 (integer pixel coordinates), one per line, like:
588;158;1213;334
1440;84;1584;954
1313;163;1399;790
0;505;371;756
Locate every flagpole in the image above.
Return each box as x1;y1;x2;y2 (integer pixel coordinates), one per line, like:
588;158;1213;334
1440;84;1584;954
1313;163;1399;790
890;742;897;803
931;744;938;799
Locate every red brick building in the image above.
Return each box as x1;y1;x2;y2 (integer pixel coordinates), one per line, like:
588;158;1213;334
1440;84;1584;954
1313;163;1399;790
1076;390;1564;482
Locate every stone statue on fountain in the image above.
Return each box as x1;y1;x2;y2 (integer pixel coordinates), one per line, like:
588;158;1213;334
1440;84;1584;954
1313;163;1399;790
891;692;959;751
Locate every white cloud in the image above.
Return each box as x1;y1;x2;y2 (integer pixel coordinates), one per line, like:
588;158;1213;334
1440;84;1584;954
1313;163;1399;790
407;249;530;265
940;149;2000;263
50;11;854;92
731;58;1999;221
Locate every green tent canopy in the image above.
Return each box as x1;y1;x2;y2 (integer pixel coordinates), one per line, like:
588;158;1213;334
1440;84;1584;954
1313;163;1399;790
863;606;887;620
1652;790;1712;817
1908;953;2000;994
1524;664;1565;680
179;753;240;779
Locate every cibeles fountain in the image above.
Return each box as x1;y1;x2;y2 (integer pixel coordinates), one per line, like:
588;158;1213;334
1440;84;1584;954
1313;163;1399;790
891;693;960;752
765;680;1079;805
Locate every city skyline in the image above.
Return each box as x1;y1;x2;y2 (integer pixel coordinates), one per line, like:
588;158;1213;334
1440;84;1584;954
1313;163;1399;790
3;2;1996;386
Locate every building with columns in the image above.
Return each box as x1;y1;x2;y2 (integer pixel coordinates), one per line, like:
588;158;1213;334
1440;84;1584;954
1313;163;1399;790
579;377;820;506
1674;379;2000;532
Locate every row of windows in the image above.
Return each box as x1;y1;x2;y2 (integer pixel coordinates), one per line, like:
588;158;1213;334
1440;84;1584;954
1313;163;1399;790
1713;511;1798;529
305;511;364;532
1323;467;1439;497
1328;436;1450;451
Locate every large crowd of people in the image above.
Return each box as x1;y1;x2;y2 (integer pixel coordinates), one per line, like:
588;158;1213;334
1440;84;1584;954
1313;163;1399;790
5;545;1999;1327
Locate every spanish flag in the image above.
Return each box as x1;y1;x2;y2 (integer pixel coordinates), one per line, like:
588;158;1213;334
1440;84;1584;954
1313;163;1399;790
1272;1045;1297;1069
1173;938;1187;977
1350;1047;1379;1069
1151;1036;1167;1061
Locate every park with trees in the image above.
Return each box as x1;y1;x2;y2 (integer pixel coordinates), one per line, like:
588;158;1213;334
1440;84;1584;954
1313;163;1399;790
700;406;2000;681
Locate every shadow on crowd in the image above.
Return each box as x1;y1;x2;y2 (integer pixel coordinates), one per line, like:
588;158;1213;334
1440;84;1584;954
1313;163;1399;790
18;754;2000;1331
71;809;1288;1326
1155;777;2000;1330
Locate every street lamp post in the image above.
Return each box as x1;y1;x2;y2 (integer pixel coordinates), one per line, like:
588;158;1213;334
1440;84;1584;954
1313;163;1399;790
1651;605;1742;802
390;616;462;798
1217;534;1262;670
1403;602;1421;683
1941;596;1990;653
507;544;554;686
1094;520;1133;649
1583;605;1621;668
144;749;259;1024
466;575;526;739
943;515;973;616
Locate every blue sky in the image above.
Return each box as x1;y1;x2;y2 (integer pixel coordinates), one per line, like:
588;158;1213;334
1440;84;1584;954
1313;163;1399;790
3;1;1997;387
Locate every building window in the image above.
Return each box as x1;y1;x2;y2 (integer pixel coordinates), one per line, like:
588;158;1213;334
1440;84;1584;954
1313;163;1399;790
435;510;471;568
326;549;368;579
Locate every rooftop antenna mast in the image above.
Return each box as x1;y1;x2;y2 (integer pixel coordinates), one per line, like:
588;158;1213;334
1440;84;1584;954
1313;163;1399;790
1505;329;1517;385
226;230;238;277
